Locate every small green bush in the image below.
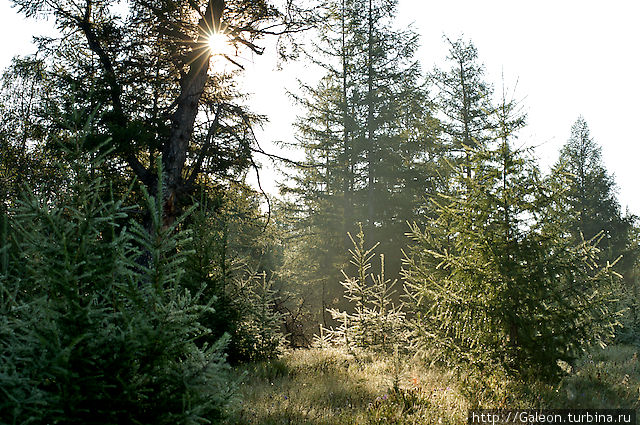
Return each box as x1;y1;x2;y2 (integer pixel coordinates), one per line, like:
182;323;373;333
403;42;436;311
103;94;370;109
182;196;285;363
320;225;406;354
0;141;233;424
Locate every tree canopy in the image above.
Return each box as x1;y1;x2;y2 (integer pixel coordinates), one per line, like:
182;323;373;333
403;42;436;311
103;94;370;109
9;0;313;221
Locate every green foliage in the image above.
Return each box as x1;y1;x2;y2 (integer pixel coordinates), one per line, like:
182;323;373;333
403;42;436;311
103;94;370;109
320;225;405;353
619;226;640;342
550;117;632;257
0;56;62;205
0;206;9;277
548;117;637;342
245;358;291;382
0;138;233;424
8;0;312;225
432;37;495;155
182;186;286;362
282;0;440;326
402;103;622;379
229;270;286;362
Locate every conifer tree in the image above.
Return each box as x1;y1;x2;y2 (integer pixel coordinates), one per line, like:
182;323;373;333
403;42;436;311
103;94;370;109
321;225;405;352
432;37;495;177
403;98;621;379
182;186;286;361
0;57;61;204
283;0;439;324
0;127;233;423
9;0;314;223
549;117;634;271
548;117;636;340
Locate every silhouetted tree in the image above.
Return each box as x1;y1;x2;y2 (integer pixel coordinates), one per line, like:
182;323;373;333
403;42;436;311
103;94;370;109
10;0;314;222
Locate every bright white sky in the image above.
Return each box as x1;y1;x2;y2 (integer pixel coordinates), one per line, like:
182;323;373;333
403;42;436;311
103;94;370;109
1;0;639;215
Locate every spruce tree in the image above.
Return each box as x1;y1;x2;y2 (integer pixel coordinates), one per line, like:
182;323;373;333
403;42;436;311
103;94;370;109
283;0;439;324
549;117;636;340
432;37;495;177
549;117;634;271
182;185;286;361
0;57;61;204
403;98;621;379
0;130;233;423
323;225;405;353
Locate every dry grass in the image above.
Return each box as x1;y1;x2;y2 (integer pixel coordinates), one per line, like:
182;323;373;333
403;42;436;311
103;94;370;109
224;345;640;425
545;345;640;408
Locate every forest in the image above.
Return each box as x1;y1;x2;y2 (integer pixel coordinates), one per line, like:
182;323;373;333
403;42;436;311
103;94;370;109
0;0;639;424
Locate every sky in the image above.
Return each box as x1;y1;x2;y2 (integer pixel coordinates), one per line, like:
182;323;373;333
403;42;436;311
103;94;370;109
1;0;638;215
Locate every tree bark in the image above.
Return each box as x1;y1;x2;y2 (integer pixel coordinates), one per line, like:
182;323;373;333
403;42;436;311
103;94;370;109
160;0;221;224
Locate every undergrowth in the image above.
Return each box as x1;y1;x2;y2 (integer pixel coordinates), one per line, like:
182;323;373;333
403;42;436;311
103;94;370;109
225;345;640;425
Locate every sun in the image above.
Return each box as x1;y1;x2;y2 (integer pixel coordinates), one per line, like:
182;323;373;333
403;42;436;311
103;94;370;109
207;32;231;55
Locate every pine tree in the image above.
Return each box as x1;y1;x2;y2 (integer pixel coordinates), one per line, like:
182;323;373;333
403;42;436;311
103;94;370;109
0;127;233;423
283;0;439;324
403;98;621;379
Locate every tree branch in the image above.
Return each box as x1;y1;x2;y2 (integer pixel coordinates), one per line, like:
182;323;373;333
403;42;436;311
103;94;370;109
76;4;154;186
187;103;224;185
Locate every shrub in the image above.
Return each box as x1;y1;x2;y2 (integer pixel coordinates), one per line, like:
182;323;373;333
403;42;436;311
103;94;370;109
182;195;286;362
0;140;233;424
318;225;406;353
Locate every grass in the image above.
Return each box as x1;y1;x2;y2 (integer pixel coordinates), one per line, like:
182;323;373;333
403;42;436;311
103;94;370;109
546;345;640;408
224;345;640;425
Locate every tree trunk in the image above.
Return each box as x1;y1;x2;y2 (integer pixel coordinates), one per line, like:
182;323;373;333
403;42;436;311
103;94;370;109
161;1;220;225
341;0;352;237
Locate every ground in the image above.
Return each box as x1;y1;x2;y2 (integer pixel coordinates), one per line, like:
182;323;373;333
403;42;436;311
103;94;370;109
223;345;640;425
